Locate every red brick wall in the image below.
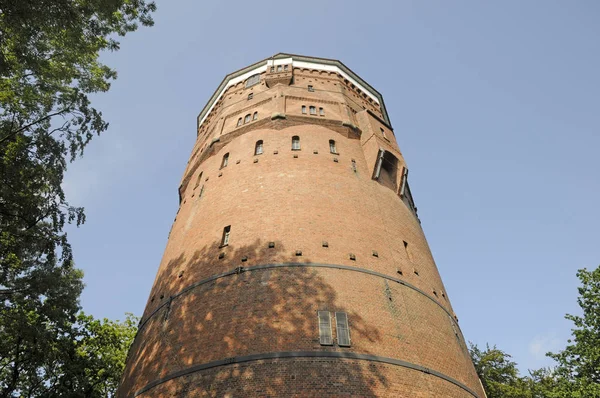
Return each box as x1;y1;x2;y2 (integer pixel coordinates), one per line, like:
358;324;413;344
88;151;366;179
118;60;485;398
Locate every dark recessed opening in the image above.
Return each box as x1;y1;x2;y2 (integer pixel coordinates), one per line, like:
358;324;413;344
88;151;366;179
241;256;248;262
372;250;379;257
268;242;275;248
295;250;302;256
218;252;225;259
322;241;329;248
349;253;356;261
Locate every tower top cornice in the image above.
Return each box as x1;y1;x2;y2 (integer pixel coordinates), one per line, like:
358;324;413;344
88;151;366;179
196;53;390;129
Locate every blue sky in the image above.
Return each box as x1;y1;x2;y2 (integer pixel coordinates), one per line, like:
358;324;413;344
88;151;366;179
63;0;600;373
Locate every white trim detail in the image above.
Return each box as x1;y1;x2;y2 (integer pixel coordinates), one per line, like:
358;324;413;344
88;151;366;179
197;57;380;127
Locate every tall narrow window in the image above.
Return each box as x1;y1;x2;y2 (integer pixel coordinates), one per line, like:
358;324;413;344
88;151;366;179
194;171;203;189
301;105;307;114
248;93;253;100
284;64;288;71
244;114;251;123
221;225;231;246
277;65;282;72
403;240;413;261
292;136;300;151
221;153;229;168
318;311;333;346
373;150;399;191
336;312;351;347
253;111;258;120
319;107;324;116
308;85;314;92
329;140;337;154
237;118;242;127
270;66;275;73
255;140;263;155
309;106;316;115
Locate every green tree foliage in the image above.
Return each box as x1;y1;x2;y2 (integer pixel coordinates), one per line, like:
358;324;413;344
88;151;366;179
0;312;139;397
0;0;154;395
547;267;600;398
470;343;532;398
472;265;600;398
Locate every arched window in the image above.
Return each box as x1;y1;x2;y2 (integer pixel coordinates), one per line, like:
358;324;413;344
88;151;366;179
221;153;229;168
319;107;324;116
255;140;263;155
194;171;203;189
247;93;253;100
253;111;258;120
292;136;300;151
301;105;307;114
373;150;398;191
245;74;260;88
237;118;242;127
329;140;337;154
309;106;316;115
244;114;251;123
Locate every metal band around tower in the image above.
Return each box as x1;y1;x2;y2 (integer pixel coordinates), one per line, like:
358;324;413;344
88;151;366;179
137;262;462;334
134;351;481;398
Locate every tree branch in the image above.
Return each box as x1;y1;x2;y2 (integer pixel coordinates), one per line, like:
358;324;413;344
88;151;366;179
0;107;71;145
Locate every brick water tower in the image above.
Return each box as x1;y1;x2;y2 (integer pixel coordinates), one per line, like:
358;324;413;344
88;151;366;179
118;53;486;397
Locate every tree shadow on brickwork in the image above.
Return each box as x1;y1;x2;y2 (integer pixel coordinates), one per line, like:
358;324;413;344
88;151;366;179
119;239;389;397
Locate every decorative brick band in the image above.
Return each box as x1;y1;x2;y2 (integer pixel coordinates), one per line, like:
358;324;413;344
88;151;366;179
134;351;481;397
138;262;460;335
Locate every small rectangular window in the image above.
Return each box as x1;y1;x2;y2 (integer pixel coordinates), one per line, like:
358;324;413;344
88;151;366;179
309;106;316;115
248;93;253;100
221;225;231;246
308;85;314;92
318;311;333;345
292;136;300;151
284;65;288;71
277;65;282;72
270;66;275;73
319;107;324;116
301;105;307;114
336;312;351;347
